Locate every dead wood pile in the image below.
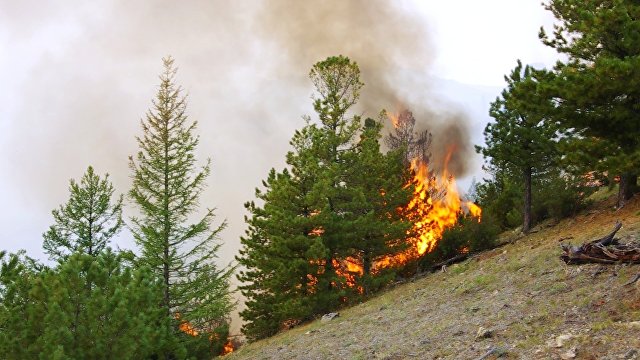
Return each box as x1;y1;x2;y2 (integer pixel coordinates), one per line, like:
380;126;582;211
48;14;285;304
560;221;640;265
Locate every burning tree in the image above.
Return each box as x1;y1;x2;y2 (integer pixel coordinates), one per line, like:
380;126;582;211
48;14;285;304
344;118;413;292
238;56;413;340
377;110;482;268
384;109;432;166
129;57;233;357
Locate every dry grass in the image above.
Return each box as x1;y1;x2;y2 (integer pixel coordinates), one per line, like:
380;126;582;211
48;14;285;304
228;195;640;359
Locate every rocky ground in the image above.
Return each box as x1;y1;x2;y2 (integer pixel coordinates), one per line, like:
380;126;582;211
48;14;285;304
228;193;640;359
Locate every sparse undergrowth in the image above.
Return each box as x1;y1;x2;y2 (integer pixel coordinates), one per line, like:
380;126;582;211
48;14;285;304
228;195;640;359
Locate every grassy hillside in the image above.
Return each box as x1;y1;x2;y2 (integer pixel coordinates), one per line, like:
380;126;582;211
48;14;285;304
228;194;640;359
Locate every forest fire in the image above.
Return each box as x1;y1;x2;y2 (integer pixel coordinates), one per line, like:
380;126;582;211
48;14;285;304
406;151;482;256
175;313;236;356
176;313;199;336
221;340;235;355
304;112;481;292
371;112;482;269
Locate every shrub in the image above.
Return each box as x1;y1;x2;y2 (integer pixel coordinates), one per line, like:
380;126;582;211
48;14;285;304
420;213;500;268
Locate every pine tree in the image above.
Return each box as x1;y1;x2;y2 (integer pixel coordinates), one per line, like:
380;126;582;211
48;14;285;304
238;56;414;339
128;57;233;354
304;55;366;297
0;251;177;359
43;166;123;261
539;0;640;207
237;126;331;340
345;118;412;293
477;61;558;233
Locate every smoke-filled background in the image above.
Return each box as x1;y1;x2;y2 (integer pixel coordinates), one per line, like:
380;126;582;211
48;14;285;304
0;0;558;333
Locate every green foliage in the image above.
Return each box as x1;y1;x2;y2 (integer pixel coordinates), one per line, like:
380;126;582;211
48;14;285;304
346;118;412;295
423;214;500;265
128;57;233;354
0;251;178;360
532;171;593;220
474;170;591;230
178;323;230;360
477;60;558;232
237;56;412;341
43;166;123;261
540;0;640;204
479;61;558;175
474;173;523;229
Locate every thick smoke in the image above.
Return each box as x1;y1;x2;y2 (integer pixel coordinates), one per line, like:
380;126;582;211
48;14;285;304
1;0;475;334
256;0;473;176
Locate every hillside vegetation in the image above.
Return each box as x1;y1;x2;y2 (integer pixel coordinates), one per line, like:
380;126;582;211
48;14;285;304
229;195;640;359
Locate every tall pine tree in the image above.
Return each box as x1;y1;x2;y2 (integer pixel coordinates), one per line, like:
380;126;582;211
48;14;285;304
43;166;123;261
304;55;366;297
129;57;233;355
540;0;640;207
477;61;558;233
237;56;413;340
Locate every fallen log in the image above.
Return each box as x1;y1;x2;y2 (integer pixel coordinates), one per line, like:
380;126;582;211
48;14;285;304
430;252;469;272
560;221;640;265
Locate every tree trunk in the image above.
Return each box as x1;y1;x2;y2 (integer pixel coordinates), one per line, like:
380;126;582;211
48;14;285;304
617;173;637;208
363;251;371;296
522;167;532;233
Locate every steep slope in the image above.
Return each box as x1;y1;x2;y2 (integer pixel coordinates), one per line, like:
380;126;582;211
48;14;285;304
229;195;640;359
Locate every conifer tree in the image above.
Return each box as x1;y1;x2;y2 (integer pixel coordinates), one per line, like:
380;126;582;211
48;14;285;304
237;126;331;340
477;61;558;233
345;118;412;293
43;166;123;261
128;57;233;353
0;250;177;359
540;0;640;207
238;56;413;339
304;55;366;296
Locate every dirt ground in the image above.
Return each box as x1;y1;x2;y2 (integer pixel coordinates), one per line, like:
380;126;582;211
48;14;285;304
228;195;640;360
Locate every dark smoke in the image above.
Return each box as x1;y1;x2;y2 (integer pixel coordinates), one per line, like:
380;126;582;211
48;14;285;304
256;0;473;176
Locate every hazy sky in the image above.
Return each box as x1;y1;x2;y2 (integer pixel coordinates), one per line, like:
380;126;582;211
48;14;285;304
0;0;557;289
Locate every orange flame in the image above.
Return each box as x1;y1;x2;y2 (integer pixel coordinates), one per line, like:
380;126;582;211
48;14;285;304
175;312;199;337
373;112;482;267
303;111;482;294
221;340;234;355
332;258;364;294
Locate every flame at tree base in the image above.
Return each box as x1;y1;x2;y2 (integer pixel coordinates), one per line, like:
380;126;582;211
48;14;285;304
311;148;482;292
303;113;482;297
221;340;235;355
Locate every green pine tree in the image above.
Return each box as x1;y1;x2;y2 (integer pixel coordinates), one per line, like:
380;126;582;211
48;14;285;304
477;61;558;233
345;118;412;294
539;0;640;207
0;250;177;359
238;56;414;340
304;55;366;298
43;166;123;261
128;57;233;356
237;126;330;341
